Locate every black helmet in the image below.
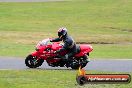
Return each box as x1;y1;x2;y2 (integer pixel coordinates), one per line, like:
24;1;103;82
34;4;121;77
58;27;67;38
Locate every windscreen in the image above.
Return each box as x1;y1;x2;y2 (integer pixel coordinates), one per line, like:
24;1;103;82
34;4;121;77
36;38;52;47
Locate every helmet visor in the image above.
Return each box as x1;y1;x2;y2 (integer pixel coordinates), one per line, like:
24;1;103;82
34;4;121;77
58;32;62;38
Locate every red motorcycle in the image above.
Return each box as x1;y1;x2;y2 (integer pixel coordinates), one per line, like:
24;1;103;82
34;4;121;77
25;38;93;69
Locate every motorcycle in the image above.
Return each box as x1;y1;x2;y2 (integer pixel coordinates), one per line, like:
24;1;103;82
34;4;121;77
25;38;93;69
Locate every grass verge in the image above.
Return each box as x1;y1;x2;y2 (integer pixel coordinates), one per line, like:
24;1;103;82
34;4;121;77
0;0;132;58
0;43;132;59
0;69;131;88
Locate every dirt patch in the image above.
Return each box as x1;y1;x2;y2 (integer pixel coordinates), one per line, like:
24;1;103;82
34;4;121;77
103;26;132;32
122;29;132;32
76;42;114;44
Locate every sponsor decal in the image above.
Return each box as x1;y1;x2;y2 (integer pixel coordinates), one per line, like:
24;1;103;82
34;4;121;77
76;67;131;85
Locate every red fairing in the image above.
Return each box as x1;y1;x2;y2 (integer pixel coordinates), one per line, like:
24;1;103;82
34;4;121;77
31;51;39;56
51;42;62;50
28;38;93;66
80;44;93;53
75;44;93;57
25;38;93;69
32;39;93;58
31;46;46;57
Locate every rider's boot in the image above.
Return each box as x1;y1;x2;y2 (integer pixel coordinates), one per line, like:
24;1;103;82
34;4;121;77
60;54;71;67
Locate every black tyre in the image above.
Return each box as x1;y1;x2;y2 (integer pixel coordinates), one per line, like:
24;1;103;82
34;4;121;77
71;55;89;70
81;55;89;68
25;54;44;68
71;63;80;70
70;59;80;70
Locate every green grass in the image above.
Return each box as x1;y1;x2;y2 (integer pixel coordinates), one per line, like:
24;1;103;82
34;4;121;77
0;69;131;88
91;44;132;59
0;0;132;58
0;1;132;88
0;43;132;59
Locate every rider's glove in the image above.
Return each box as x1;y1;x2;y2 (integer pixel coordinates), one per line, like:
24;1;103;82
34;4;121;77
50;39;53;42
54;50;60;54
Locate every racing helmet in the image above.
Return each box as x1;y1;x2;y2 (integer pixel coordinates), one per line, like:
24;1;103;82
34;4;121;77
58;27;67;38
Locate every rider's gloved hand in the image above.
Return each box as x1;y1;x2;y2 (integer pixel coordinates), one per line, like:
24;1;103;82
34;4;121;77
50;39;53;42
54;50;60;54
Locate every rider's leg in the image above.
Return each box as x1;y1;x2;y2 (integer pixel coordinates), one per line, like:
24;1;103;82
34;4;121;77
60;45;77;60
62;51;76;60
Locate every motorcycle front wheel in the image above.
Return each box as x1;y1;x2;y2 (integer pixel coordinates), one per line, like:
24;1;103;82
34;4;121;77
25;54;44;68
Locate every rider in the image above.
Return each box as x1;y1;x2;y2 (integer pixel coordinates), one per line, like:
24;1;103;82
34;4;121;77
50;27;77;61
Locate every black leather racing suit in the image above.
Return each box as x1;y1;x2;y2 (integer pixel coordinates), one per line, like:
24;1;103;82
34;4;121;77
51;35;77;60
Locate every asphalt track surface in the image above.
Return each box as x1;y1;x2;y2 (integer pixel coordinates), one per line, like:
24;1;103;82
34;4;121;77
0;56;132;72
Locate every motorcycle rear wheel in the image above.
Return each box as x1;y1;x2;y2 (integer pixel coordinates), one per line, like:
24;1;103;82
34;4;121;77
71;55;88;70
25;54;44;68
